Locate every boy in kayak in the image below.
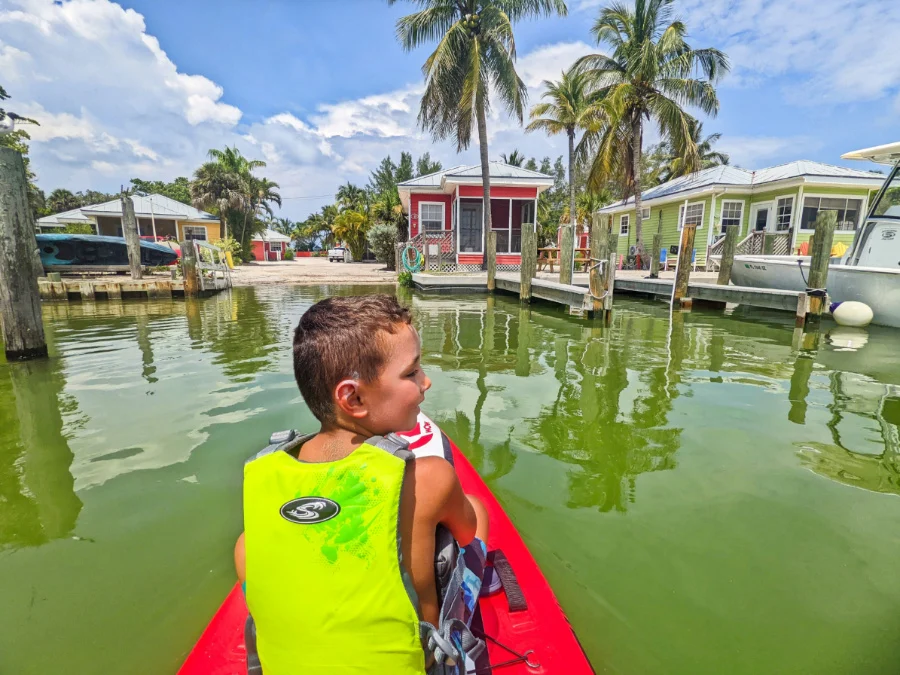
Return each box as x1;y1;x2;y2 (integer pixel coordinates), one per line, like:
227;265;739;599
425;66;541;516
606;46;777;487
234;294;489;674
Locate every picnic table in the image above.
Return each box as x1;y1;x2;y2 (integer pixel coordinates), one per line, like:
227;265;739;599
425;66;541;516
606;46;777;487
537;247;592;274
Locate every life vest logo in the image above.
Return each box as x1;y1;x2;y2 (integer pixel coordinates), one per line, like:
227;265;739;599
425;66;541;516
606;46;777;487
280;497;341;524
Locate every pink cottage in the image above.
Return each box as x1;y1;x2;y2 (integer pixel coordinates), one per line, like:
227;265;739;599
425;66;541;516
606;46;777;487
397;162;554;269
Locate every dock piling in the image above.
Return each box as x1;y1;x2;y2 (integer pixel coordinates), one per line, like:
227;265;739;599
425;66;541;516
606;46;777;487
120;194;143;280
716;224;738;285
672;224;697;309
519;225;536;303
649;212;663;279
180;240;200;296
559;221;574;286
0;147;47;360
487;230;497;292
805;210;837;322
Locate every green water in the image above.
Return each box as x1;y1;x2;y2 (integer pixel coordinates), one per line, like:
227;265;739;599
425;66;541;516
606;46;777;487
2;286;899;674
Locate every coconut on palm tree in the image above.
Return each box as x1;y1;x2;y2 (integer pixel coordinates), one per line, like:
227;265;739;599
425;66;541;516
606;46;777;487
392;0;567;269
527;67;592;284
576;0;729;267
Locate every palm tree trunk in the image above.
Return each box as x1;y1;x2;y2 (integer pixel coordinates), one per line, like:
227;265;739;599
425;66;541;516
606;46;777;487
560;127;577;286
631;114;646;268
476;98;492;271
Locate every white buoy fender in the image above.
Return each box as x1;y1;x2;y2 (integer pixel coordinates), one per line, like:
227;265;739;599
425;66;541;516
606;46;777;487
830;301;874;327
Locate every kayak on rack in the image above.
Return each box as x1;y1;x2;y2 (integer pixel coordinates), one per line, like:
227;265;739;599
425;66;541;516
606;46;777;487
179;414;594;675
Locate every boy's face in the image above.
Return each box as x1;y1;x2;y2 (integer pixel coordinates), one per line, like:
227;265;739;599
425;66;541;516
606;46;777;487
360;324;431;435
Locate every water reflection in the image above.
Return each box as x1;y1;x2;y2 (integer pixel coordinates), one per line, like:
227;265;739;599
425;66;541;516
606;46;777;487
0;354;82;548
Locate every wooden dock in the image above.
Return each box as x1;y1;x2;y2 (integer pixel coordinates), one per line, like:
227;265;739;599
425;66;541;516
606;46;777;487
412;272;811;325
37;275;228;301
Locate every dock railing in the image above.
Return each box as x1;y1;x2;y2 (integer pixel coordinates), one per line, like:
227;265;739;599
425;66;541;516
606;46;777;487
192;241;232;291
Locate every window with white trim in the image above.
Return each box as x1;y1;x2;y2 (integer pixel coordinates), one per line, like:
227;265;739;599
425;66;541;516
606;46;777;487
720;200;744;234
183;225;207;241
801;196;863;231
420;203;444;232
641;207;650;222
620;214;630;235
269;241;283;252
775;197;794;231
678;202;705;229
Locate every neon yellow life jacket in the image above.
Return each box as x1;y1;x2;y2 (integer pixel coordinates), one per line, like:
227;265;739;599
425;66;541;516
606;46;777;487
243;436;425;675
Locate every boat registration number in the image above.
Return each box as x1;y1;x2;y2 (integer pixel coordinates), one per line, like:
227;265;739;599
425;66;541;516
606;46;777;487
744;263;767;271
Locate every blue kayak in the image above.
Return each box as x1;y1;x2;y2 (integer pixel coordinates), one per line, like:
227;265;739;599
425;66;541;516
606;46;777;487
36;234;178;267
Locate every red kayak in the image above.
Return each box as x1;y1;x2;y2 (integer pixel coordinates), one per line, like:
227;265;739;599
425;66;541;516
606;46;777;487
180;421;593;674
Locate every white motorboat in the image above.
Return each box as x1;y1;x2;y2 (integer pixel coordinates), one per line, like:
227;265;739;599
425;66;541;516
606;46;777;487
728;141;900;328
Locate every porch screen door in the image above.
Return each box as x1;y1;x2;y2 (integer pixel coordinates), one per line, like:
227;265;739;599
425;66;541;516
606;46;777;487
460;202;483;253
751;203;771;232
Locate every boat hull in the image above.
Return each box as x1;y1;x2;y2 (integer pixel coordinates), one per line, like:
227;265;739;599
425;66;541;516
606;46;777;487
36;234;178;267
178;422;594;675
730;255;900;328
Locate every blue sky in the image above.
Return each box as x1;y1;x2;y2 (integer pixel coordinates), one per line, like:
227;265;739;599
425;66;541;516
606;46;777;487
1;0;897;220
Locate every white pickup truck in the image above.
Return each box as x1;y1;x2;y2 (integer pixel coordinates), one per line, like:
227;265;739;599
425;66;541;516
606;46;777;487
327;246;351;263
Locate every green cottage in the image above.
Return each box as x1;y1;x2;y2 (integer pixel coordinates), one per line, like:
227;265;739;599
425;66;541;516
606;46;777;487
598;161;884;268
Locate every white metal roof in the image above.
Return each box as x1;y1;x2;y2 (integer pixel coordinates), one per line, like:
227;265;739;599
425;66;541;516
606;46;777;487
842;141;900;165
600;160;883;211
397;161;554;188
80;194;218;221
253;228;291;243
36;206;93;227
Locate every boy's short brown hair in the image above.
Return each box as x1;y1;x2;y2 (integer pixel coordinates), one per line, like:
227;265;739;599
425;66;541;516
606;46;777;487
292;294;412;424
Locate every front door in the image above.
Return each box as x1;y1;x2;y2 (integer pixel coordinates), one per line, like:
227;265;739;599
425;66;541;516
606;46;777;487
459;202;483;253
750;202;772;232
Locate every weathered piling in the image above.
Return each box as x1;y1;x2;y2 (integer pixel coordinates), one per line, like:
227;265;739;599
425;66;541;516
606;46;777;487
487;230;497;292
180;240;200;296
559;221;575;286
120;194;143;280
806;210;837;320
519;225;536;303
649;212;663;279
716;224;738;285
672;224;697;308
589;218;616;323
0;147;47;360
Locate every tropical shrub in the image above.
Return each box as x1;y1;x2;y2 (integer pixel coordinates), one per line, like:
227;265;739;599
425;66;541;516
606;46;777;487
61;223;94;235
282;247;295;260
398;270;414;288
367;222;399;270
331;210;370;262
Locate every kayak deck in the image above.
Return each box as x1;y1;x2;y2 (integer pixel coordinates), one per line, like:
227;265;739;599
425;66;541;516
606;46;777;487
179;441;593;674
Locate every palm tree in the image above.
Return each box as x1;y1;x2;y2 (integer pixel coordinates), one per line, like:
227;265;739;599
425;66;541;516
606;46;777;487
271;217;293;236
662;119;729;181
527;68;591;284
392;0;568;268
191;161;245;239
576;0;729;267
500;149;526;167
335;182;369;213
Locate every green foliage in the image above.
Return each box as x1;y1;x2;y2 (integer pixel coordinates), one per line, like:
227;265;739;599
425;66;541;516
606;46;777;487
282;247;295;260
212;236;242;257
416;152;442;177
500;150;526;167
60;223;94;235
129;177;192;205
367;222;399;270
398;270;414;288
332;210;370;261
191;146;280;253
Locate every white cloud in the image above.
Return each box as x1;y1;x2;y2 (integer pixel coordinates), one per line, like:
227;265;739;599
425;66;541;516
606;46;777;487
0;0;580;220
679;0;900;105
717;135;823;168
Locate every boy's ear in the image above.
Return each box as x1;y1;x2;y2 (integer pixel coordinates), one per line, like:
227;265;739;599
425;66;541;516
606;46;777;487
334;379;367;419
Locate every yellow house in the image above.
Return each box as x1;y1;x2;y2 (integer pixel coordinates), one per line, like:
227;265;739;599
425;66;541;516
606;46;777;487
36;194;220;241
598;161;885;267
